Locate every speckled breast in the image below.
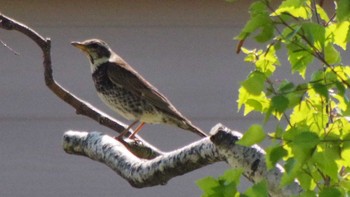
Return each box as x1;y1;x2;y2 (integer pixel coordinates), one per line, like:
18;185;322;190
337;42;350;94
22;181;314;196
91;64;164;123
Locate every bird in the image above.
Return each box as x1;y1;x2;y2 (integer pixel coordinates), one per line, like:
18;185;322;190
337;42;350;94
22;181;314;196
71;39;208;139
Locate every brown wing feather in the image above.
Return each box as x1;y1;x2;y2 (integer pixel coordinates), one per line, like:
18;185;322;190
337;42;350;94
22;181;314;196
106;56;187;120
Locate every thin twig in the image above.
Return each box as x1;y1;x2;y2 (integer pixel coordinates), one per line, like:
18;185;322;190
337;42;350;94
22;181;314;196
0;39;20;55
0;12;163;158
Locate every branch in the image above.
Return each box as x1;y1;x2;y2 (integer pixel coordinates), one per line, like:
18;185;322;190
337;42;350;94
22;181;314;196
210;124;302;196
0;12;162;158
0;39;20;55
1;13;303;196
63;130;221;187
63;123;302;196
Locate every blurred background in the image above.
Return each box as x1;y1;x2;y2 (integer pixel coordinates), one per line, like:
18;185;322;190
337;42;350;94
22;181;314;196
0;1;270;196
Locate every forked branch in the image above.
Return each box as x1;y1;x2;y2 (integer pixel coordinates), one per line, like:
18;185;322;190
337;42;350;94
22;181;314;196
0;13;161;157
0;13;302;196
63;124;302;196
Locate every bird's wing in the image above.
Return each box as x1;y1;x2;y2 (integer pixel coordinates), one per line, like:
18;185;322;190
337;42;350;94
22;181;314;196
106;58;186;120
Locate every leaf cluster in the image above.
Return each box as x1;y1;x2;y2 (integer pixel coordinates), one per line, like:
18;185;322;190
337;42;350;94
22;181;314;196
199;0;350;196
196;169;269;197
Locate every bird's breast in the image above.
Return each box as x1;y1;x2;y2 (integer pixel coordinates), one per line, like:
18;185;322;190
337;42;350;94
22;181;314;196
92;65;115;92
92;65;145;120
91;64;168;124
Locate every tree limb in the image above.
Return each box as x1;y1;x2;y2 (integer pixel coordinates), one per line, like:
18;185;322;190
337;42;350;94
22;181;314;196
210;124;302;196
63;130;221;187
0;12;162;158
1;13;303;196
63;123;302;196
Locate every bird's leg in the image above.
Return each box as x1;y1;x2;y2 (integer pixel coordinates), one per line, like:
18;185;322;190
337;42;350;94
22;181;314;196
129;122;145;139
116;120;139;140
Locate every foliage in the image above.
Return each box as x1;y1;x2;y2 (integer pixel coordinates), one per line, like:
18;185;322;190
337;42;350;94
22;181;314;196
196;169;269;197
198;0;350;196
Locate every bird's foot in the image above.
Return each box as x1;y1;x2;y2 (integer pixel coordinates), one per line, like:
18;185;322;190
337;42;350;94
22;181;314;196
114;135;125;142
114;134;141;144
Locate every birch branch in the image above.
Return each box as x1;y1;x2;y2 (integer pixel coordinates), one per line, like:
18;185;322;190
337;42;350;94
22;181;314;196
63;130;220;187
63;123;303;196
210;124;302;196
1;12;303;196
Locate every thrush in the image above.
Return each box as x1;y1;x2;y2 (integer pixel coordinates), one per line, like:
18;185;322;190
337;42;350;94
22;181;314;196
71;39;208;139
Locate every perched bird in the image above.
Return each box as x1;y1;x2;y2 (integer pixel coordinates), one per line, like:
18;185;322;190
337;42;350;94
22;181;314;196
71;39;207;139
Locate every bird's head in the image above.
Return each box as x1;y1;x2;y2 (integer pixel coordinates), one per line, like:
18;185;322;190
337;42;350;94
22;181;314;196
71;39;112;70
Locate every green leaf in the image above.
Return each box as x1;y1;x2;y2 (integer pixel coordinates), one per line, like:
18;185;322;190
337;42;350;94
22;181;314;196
311;70;325;81
222;182;239;197
242;180;268;197
301;23;325;51
336;21;350;50
289;100;310;126
219;169;242;197
312;149;338;181
196;176;220;195
242;71;266;95
335;81;346;96
255;45;279;76
319;188;342;197
273;0;311;19
341;140;350;164
291;132;319;163
337;0;350;22
297;172;316;191
282;24;302;43
324;44;341;64
278;80;295;93
293;132;320;148
327;21;350;50
237;87;270;115
245;98;264;113
299;190;317;197
287;42;314;78
266;145;288;169
241;48;259;63
286;91;304;108
248;1;268;17
312;83;329;99
274;125;284;138
270;95;289;113
196;169;242;197
237;124;265;146
218;168;243;184
235;1;274;42
254;19;274;43
340;179;350;191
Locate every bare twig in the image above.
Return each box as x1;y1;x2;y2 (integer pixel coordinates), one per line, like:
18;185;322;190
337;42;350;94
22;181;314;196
0;12;162;158
0;39;20;55
1;13;303;196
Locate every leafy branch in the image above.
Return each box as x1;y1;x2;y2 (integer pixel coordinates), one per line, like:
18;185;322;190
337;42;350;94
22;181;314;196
1;11;302;196
199;0;350;196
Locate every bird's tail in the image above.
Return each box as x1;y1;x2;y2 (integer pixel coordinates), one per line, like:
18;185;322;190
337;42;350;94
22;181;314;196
181;121;208;137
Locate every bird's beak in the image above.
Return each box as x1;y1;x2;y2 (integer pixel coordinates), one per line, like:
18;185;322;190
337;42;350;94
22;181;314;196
71;41;88;52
